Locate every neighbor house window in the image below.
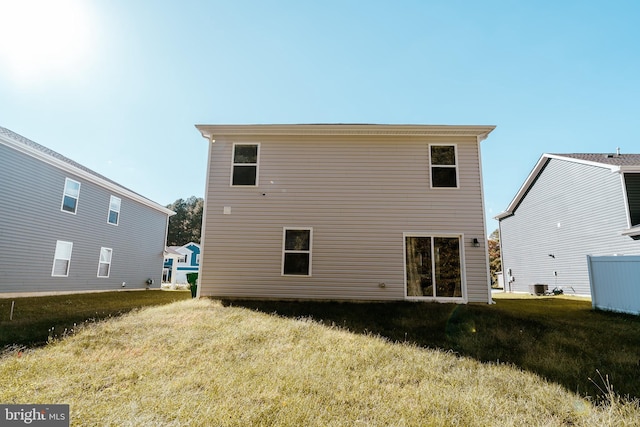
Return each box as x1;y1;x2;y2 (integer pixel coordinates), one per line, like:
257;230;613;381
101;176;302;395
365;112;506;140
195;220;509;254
624;173;640;226
429;145;458;188
404;234;463;298
231;143;259;186
282;228;312;276
108;196;121;225
61;178;81;213
52;240;73;277
97;247;113;278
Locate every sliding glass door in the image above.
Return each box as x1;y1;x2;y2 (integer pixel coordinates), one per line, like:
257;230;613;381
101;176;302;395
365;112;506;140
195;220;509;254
405;235;462;298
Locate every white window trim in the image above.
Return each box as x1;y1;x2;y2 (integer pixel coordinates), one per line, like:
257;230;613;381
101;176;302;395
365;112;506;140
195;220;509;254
230;142;260;187
281;227;313;277
107;195;121;225
428;144;460;189
52;240;73;277
61;178;81;214
402;232;467;302
97;247;113;278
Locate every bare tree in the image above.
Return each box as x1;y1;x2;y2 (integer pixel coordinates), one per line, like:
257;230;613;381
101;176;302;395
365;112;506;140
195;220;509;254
488;229;501;286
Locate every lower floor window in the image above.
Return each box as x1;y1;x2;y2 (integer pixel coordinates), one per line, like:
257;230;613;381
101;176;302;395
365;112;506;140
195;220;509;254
405;235;462;298
282;228;312;276
97;247;113;278
52;240;73;277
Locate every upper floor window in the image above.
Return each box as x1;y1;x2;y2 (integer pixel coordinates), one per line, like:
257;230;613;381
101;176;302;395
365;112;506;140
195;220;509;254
429;145;458;188
231;143;259;186
52;240;73;277
282;228;312;276
97;247;113;278
61;178;81;213
108;196;121;225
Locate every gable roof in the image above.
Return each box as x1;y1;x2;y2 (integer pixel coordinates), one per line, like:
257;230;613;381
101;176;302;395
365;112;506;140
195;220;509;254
164;246;183;256
495;152;640;220
0;126;174;216
556;153;640;168
169;242;201;252
195;123;496;141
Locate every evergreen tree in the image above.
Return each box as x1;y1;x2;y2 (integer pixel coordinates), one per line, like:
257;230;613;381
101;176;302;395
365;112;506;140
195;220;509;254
166;196;203;246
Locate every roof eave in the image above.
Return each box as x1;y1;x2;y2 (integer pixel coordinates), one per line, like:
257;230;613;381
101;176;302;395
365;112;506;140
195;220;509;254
621;226;640;237
1;131;175;217
195;124;496;140
498;154;551;219
497;152;632;221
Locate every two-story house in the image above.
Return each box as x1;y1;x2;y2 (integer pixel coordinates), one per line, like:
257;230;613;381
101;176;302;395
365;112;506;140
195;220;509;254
0;126;175;295
496;152;640;296
195;124;495;303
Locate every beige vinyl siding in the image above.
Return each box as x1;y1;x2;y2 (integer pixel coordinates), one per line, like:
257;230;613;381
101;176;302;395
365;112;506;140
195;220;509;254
200;133;489;302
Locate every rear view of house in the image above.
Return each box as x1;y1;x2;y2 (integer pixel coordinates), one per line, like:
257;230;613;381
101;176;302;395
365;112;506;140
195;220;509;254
497;153;640;296
196;124;495;303
0;126;175;295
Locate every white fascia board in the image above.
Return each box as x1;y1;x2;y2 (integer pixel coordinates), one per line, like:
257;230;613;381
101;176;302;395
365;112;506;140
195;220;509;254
195;124;496;140
495;153;624;221
546;153;621;172
621;226;640;237
619;166;640;173
1;135;175;217
495;154;550;220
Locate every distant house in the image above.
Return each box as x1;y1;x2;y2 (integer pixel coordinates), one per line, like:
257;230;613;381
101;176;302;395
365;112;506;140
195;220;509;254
0;126;175;295
163;242;200;285
195;124;495;303
496;152;640;296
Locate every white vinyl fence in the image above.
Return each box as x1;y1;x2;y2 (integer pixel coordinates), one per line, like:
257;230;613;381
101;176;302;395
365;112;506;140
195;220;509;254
587;255;640;315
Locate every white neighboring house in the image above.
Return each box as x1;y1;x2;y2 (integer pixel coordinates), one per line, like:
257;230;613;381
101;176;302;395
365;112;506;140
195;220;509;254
163;242;201;286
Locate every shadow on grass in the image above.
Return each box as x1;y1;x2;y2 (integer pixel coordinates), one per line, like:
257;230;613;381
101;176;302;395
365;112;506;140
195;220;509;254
221;298;640;401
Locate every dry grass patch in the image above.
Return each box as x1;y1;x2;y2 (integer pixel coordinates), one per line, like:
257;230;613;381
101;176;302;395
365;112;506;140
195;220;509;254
1;299;638;426
0;290;191;347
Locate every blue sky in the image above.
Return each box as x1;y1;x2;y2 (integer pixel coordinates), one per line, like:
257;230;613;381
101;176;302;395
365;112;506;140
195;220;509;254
1;0;639;234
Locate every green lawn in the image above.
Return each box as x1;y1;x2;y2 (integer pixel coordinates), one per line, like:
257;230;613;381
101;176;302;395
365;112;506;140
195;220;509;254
1;298;638;426
0;290;191;347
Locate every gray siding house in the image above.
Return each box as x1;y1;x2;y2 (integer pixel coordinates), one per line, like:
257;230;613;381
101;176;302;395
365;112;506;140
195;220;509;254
0;126;175;295
496;153;640;296
196;124;495;303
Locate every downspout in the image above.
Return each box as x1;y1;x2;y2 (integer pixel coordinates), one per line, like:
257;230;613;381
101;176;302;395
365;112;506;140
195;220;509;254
194;132;215;298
